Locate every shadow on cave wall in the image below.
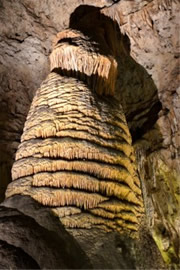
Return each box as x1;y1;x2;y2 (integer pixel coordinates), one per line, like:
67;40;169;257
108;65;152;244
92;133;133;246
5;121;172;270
0;77;28;203
0;4;162;202
0;107;24;203
70;5;162;142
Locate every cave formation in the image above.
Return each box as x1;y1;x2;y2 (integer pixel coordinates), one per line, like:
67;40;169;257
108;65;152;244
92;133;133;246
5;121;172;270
0;0;179;269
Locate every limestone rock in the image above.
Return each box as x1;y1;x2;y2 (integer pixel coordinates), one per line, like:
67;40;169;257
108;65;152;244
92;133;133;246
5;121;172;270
0;0;179;268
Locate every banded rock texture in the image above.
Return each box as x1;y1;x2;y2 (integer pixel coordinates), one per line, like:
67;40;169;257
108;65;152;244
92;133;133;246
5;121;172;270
6;30;144;236
0;0;179;268
50;29;118;96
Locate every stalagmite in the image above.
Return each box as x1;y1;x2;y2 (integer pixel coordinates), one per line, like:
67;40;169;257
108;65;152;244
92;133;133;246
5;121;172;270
6;29;144;235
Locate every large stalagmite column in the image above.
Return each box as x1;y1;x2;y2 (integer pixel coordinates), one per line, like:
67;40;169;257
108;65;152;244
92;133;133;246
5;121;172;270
6;29;144;240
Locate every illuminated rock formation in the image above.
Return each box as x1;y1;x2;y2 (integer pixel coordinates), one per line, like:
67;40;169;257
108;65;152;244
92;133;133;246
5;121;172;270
1;1;178;267
6;29;143;236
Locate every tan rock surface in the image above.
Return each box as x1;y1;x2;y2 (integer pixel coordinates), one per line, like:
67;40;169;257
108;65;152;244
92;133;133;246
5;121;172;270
0;0;179;267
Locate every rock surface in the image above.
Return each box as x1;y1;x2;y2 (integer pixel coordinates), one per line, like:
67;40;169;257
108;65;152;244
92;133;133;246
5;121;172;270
0;0;179;268
1;195;164;269
1;195;93;269
103;1;180;265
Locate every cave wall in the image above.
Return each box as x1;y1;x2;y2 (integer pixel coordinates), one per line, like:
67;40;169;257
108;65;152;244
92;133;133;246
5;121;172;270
0;0;179;267
103;1;180;264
